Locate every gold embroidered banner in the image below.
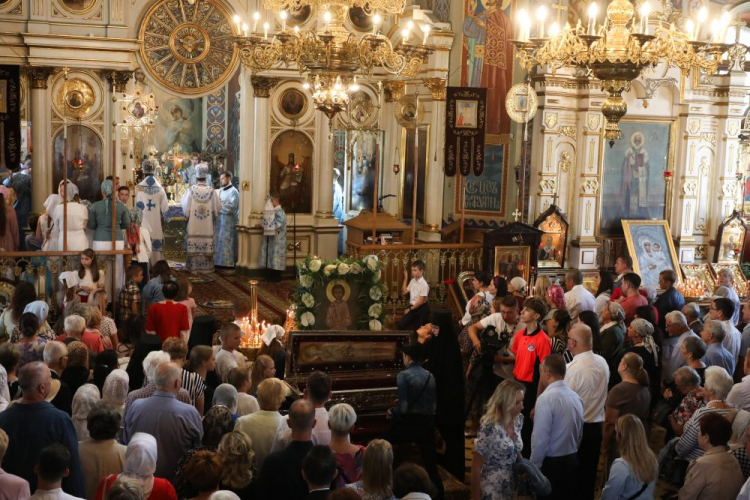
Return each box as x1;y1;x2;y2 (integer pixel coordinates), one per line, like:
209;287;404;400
445;87;486;177
0;66;20;171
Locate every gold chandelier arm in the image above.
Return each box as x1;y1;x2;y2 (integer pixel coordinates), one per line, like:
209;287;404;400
236;37;283;72
261;0;406;15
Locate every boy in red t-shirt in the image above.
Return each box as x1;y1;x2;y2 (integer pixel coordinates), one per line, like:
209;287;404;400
511;296;551;452
146;281;190;342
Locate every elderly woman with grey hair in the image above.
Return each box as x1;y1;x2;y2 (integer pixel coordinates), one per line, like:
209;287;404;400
329;403;366;487
620;318;660;401
676;366;737;461
212;384;239;425
680;335;707;385
666;366;707;438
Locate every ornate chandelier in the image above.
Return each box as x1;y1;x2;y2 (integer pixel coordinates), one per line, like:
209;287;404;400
233;2;432;125
513;0;743;144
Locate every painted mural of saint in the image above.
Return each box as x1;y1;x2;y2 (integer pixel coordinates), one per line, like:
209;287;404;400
462;0;514;135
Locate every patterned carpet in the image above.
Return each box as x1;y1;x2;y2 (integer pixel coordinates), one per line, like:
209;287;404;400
169;263;297;327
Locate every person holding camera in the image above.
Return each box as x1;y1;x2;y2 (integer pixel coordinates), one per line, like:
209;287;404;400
386;343;444;499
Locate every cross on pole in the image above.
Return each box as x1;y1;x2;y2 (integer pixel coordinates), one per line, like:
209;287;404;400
512;208;522;222
550;0;568;25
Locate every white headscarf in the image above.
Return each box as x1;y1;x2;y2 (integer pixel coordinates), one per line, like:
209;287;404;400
72;384;101;441
102;369;129;415
43;194;62;217
262;198;278;236
119;432;157;499
261;324;285;347
212;384;239;414
210;492;241;500
61;180;79;203
24;300;49;324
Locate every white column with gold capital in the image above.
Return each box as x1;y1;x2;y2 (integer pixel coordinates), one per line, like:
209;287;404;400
419;77;447;242
236;67;256;269
244;75;279;271
313;114;340;262
28;67;55;215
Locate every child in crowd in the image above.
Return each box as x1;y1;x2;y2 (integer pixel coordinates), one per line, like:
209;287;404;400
232;298;252;327
215;322;247;383
89;289;118;350
398;259;430;330
117;315;145;363
176;276;197;332
76;248;105;302
118;264;144;325
127;207;151;286
227;365;260;416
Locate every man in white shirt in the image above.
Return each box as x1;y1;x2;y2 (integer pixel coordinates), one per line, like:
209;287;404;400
467;294;526;381
564;323;609;500
728;354;750;411
709;297;741;367
271;371;331;452
532;355;584;500
29;444;84;500
215;323;246;383
663;311;697;383
564;270;595;320
398;260;430;331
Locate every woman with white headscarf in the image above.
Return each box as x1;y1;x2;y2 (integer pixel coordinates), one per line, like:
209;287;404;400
72;383;101;441
9;300;55;342
101;369;129;416
258;324;287;380
36;181;65;251
53;181;89;251
95;432;178;500
213;384;240;424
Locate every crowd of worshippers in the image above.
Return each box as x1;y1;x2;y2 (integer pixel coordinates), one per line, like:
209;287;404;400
0;255;448;500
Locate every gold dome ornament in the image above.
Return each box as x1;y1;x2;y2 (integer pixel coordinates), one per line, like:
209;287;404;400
394;94;424;129
138;0;238;95
505;84;538;124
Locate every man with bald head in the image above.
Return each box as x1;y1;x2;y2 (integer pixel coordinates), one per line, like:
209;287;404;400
123;362;202;482
258;399;316;500
0;362;84;497
564;324;610;500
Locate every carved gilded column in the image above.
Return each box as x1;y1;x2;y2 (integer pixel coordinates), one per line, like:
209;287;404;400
28;67;55;215
420;78;447;241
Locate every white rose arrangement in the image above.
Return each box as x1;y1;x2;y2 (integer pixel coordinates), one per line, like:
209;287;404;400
308;259;322;272
301;293;315;308
369;319;382;331
300;311;315;327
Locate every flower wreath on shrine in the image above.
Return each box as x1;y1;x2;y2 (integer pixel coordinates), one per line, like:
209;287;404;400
293;255;387;331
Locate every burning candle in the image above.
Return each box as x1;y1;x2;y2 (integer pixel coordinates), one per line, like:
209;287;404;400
242;23;249;37
263;21;269;39
587;3;597;36
280;11;287;32
253;11;260;32
537;5;548;38
640;1;650;34
233;14;241;33
373;12;381;35
421;24;430;45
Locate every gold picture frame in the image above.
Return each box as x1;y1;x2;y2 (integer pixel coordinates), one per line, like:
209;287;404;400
278;87;308;120
680;263;715;298
622;220;682;288
493;246;531;283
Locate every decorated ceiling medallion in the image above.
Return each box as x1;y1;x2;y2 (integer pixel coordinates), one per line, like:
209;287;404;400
138;0;238;95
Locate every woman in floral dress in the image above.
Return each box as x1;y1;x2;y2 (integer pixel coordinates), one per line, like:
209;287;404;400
471;380;525;500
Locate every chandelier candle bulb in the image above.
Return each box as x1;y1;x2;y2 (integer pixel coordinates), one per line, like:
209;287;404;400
253;11;260;32
422;24;430;44
711;19;720;43
685;19;695;41
587;3;597;36
697;6;707;40
537;5;548;38
281;11;287;32
233;14;241;32
549;22;560;37
640;2;650;34
263;21;269;39
402;28;409;44
242;23;249;37
324;10;331;31
720;11;730;42
373;12;381;34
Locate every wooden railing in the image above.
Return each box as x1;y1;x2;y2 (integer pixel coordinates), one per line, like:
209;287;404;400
346;242;484;312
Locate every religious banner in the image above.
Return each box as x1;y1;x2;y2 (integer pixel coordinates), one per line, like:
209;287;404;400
445;86;486;177
0;66;20;172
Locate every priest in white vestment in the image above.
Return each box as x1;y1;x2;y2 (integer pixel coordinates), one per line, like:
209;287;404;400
135;159;169;265
181;164;220;273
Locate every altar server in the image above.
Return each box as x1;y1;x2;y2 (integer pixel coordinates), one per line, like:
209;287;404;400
135;159;169;265
259;194;287;282
214;171;239;268
181;163;220;274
